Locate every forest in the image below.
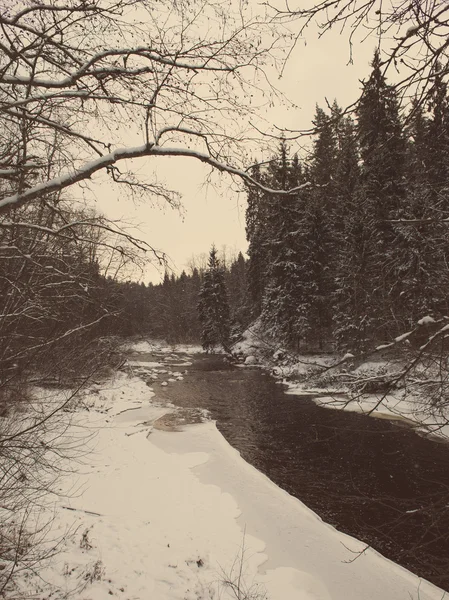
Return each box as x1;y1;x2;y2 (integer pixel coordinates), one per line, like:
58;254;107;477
113;51;449;357
1;0;449;597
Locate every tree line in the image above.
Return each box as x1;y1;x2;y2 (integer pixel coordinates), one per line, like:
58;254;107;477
112;250;249;347
127;50;449;355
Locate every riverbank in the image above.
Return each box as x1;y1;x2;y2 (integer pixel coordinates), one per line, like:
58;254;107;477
232;322;449;441
12;341;447;600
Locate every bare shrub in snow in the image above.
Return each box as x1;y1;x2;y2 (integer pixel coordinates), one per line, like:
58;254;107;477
217;536;267;600
0;382;93;595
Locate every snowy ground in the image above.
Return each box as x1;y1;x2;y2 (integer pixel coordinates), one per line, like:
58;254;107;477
233;323;449;440
13;341;448;600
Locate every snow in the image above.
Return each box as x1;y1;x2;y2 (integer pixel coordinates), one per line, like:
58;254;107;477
285;382;449;439
127;359;163;368
394;331;412;342
13;349;447;600
232;320;266;356
406;25;420;37
129;339;203;355
418;316;435;325
152;412;443;600
0;141;309;211
244;355;258;365
375;343;393;351
234;324;449;441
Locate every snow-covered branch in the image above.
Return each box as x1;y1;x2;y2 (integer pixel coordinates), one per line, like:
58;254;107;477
0;0;291;214
0;144;310;213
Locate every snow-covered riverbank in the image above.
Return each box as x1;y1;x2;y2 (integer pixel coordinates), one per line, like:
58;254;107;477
233;324;449;441
15;342;447;600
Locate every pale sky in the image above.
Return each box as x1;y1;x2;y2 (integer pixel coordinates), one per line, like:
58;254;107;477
93;25;377;283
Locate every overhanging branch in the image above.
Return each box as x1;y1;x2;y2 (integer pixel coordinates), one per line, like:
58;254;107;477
0;144;311;213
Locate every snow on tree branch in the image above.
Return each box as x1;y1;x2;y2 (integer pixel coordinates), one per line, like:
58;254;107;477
0;0;295;213
0;143;310;213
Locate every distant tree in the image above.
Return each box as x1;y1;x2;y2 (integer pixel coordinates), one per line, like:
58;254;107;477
245;164;268;317
198;246;231;352
227;252;251;332
183;268;203;341
155;271;183;343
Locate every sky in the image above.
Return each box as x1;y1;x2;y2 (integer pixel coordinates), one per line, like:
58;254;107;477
93;23;378;283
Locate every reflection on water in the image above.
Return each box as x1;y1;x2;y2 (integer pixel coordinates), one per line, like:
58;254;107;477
146;352;449;591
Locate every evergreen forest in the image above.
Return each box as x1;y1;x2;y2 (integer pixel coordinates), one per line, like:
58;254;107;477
116;51;449;354
7;50;449;367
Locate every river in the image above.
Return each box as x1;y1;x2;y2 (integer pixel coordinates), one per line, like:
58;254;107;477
130;349;449;592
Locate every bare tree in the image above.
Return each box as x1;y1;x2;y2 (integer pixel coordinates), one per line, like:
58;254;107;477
0;0;304;215
0;1;305;591
270;0;449;109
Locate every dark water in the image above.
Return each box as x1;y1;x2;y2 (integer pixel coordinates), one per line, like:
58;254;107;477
144;353;449;591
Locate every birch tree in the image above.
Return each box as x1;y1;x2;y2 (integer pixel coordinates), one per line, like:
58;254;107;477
0;0;299;215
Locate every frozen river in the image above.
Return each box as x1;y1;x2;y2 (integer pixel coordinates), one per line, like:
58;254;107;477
132;350;449;591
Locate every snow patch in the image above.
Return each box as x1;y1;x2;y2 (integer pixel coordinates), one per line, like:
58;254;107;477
418;316;435;325
244;355;258;365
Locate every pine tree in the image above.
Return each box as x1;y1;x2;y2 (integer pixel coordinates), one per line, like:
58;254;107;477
245;165;268;317
424;69;449;204
399;103;439;321
184;268;202;341
227;252;250;332
331;114;366;348
198;245;231;352
355;49;408;342
259;143;311;348
423;72;449;317
399;83;449;323
302;106;339;348
263;109;338;350
357;51;406;222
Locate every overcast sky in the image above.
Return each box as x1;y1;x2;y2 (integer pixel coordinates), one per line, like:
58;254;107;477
93;25;377;283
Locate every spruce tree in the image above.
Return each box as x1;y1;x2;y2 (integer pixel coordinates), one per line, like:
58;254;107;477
400;83;449;323
400;103;438;321
303;106;339;348
356;50;408;342
424;69;449;203
198;245;231;352
423;72;449;316
245;165;268;317
259;143;311;348
227;252;250;332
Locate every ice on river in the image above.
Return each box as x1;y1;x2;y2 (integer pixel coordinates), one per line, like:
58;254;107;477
14;350;446;600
